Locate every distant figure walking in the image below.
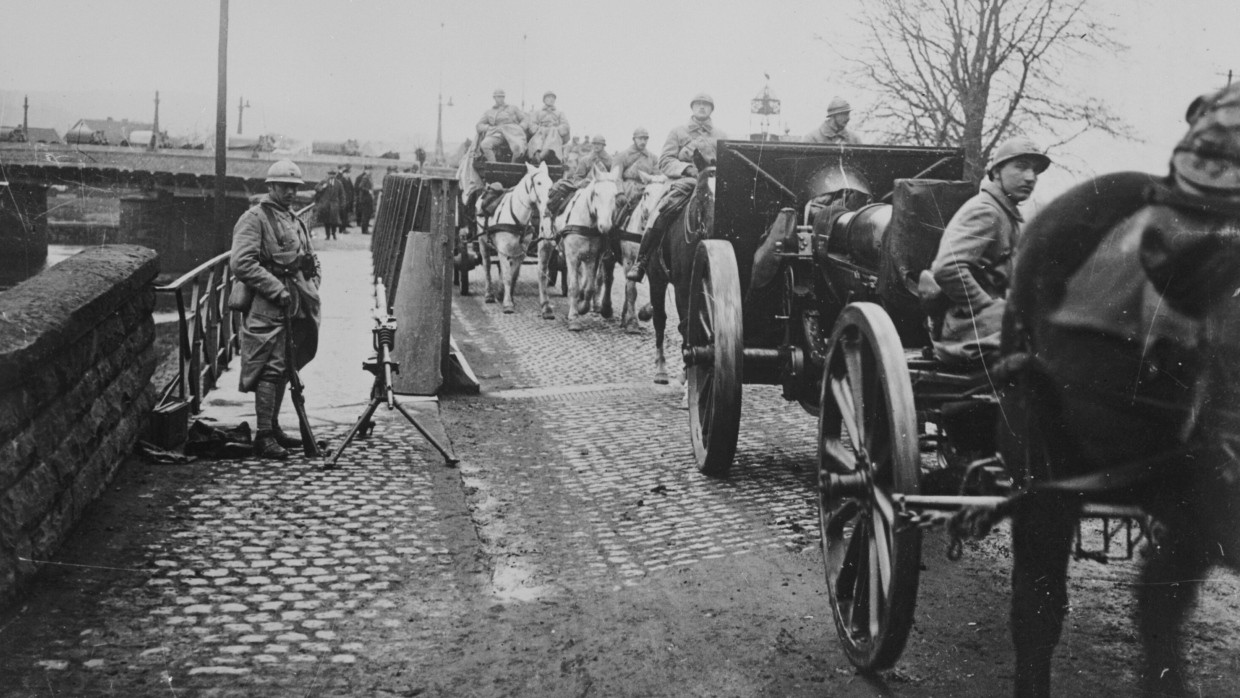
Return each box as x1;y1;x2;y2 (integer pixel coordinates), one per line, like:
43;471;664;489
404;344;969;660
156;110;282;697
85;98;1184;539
354;166;375;235
314;170;347;240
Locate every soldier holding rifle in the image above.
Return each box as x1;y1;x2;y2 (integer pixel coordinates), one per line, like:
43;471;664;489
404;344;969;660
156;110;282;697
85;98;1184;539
231;159;322;460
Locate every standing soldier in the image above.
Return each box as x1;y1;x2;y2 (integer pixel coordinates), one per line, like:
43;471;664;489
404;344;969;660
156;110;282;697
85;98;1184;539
231;159;321;460
613;126;660;225
313;169;347;240
476;89;528;163
804;97;862;144
627;93;728;282
339;164;355;232
525;90;571;165
354;166;375;235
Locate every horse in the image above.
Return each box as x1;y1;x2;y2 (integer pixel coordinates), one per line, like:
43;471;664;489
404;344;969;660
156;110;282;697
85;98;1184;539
538;165;619;331
649;151;716;389
617;172;672;338
475;161;552;313
992;170;1240;697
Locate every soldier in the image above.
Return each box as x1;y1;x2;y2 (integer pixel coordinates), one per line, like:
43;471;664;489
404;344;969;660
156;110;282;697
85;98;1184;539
230;159;321;460
313;169;347;240
546;134;613;217
339;164;355;231
613;126;660;225
924;136;1051;364
476;88;528;163
627;92;728;282
804;97;862;145
525;90;571;165
354;166;375;235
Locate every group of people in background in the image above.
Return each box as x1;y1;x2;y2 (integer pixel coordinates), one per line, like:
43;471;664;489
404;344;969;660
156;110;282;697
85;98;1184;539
312;164;376;239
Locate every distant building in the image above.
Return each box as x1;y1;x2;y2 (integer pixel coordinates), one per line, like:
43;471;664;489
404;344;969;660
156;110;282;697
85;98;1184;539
0;125;62;144
65;117;154;146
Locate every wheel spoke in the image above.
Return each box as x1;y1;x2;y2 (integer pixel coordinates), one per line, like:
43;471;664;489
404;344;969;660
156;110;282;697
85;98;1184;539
825;500;860;540
872;506;892;599
830;376;864;456
821;438;858;472
849;515;871;630
843;338;868;448
868;527;881;639
836;514;864;602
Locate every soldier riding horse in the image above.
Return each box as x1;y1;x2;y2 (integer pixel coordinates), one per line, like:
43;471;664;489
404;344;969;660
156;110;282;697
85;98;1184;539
472;162;553;313
539;164;619;331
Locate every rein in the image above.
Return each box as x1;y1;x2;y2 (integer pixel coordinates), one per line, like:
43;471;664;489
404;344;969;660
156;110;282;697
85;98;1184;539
683;167;716;244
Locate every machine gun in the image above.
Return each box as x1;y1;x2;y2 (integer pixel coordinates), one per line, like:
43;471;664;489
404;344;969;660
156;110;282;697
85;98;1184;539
327;279;459;468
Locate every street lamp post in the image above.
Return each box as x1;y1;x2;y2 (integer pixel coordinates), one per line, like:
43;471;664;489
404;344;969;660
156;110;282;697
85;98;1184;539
237;96;250;135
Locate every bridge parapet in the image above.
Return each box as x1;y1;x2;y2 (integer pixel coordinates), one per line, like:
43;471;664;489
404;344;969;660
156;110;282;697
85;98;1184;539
0;245;159;605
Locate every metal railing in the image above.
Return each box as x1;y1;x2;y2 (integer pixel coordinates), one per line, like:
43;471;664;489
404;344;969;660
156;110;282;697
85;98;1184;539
154;251;240;414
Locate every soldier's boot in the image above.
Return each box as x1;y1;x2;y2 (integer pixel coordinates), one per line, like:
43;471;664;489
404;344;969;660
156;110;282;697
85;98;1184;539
254;431;290;460
626;221;665;282
254;379;289;461
270;381;303;449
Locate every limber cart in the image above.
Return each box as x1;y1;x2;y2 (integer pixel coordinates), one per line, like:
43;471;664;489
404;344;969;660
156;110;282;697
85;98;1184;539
682;140;1146;670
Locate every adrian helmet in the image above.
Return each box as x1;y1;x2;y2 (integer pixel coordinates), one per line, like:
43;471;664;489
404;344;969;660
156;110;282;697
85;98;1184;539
591;134;607;146
826;97;851;118
986;136;1051;175
804;163;872;201
690;92;715;109
493;88;506;98
1172;82;1240;192
633;126;650;138
265;159;304;185
543;90;556;100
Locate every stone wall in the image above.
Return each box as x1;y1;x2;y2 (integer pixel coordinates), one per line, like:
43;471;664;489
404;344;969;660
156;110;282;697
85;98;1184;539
0;245;159;605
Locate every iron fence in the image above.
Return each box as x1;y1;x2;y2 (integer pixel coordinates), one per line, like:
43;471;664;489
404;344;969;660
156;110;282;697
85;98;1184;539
154;251;240;414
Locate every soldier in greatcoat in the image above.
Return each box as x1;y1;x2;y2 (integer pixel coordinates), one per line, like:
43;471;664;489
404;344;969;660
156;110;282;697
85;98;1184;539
525;90;571;164
313;170;347;240
804;97;863;145
353;166;375;235
230;160;321;460
613;126;661;224
628;93;728;281
476;89;528;163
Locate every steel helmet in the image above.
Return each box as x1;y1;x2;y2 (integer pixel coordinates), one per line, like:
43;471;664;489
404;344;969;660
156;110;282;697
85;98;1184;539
591;134;607;146
1172;82;1240;192
805;164;872;200
543;90;556;100
493;88;506;98
690;92;715;109
265;159;304;185
826;97;851;117
633;127;649;138
986;137;1051;175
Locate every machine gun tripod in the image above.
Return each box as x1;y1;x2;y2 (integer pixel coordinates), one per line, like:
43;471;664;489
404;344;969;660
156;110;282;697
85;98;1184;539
328;281;459;468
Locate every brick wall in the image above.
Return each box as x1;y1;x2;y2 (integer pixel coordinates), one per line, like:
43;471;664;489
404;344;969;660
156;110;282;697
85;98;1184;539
0;245;159;605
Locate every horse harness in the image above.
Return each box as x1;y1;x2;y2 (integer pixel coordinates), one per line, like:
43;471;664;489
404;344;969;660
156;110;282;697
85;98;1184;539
553;186;605;242
483;174;539;238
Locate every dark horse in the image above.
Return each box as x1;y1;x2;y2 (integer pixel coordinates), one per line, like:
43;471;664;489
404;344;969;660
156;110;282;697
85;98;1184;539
647;151;715;387
996;160;1240;696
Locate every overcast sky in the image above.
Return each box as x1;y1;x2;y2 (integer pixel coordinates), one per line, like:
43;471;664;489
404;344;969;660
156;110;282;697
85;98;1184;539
3;0;1239;198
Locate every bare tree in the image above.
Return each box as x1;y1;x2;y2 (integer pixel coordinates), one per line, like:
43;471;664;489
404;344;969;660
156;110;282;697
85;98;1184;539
842;0;1134;180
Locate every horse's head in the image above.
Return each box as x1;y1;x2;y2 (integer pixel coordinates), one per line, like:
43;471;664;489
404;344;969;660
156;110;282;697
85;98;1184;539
588;165;620;234
525;161;553;209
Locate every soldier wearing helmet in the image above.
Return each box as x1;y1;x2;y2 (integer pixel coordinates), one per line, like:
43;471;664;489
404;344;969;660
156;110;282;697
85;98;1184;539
925;136;1051;364
613;126;661;226
804;97;862;145
547;134;615;216
230;160;321;460
628;93;730;282
524;90;571;165
476;88;528;163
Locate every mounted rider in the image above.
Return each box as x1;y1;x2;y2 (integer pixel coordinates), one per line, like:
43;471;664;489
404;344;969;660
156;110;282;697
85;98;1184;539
804;97;863;145
524;90;571;165
627;93;729;282
922;136;1051;364
546;134;613;217
476;89;528;163
613;126;661;227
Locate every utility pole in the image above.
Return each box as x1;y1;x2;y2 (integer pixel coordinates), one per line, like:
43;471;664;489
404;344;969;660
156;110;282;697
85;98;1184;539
214;0;229;241
434;22;446;166
22;95;29;134
151;90;160;149
237;96;250;135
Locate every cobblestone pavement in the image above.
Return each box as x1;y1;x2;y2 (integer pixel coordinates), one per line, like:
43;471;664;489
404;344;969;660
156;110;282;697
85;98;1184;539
5;245;1240;697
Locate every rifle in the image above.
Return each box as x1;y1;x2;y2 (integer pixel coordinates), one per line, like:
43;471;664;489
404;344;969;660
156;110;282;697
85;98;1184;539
283;309;323;457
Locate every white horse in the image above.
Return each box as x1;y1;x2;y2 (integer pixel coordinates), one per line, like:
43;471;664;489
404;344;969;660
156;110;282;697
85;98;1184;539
617;172;672;335
539;165;619;331
476;162;552;313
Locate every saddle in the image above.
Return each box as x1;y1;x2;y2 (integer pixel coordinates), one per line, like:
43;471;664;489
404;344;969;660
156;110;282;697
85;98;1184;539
479;183;506;218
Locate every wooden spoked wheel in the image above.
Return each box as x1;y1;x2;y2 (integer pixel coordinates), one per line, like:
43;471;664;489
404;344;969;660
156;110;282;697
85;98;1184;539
685;240;743;477
817;302;922;671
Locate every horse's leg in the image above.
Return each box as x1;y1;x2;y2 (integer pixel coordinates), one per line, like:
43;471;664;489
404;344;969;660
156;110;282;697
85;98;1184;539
1010;492;1077;698
565;235;584;332
596;245;614;319
651;276;669;385
503;234;525;314
481;234;497;303
1138;506;1206;697
536;237;556;319
620;241;641;333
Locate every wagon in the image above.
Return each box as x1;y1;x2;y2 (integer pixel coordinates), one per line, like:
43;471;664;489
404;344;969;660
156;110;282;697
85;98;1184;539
684;140;1147;671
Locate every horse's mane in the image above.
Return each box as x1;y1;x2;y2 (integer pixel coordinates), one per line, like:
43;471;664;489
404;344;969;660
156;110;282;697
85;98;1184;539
1004;171;1163;354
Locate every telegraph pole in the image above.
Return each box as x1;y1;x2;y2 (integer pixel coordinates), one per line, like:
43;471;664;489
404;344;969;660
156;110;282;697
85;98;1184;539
214;0;229;239
151;90;160;149
237;96;250;135
22;95;29;134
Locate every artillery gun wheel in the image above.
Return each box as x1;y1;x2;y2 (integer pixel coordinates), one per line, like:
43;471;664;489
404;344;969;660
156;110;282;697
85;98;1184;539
817;302;922;672
686;240;743;477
